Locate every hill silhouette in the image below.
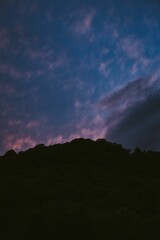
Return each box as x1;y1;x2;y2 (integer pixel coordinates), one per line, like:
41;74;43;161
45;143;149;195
0;138;160;239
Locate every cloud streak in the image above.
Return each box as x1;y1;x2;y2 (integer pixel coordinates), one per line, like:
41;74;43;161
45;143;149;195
101;74;160;150
101;76;156;111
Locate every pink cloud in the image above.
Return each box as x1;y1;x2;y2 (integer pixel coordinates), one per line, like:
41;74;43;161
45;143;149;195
26;121;40;129
101;48;110;55
74;101;82;109
131;62;138;75
121;36;144;59
150;69;160;84
27;48;54;61
8;120;22;126
46;135;64;145
74;99;90;109
98;61;112;78
139;57;152;67
3;135;37;152
45;108;106;146
48;55;66;70
66;127;105;142
130;55;153;75
27;46;68;73
72;9;96;35
71;108;106;141
0;63;43;79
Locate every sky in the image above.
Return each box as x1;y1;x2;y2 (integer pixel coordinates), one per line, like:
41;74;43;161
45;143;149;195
0;0;160;154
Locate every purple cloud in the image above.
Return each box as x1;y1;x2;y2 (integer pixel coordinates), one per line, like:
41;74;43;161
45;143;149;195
0;63;41;80
98;60;113;78
3;135;37;152
71;9;96;35
121;36;144;59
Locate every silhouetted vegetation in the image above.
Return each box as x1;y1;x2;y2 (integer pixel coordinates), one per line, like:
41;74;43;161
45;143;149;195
0;138;160;239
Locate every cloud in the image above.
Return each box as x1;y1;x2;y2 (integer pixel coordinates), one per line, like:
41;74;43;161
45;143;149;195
8;120;22;126
73;107;106;140
108;91;160;151
3;135;37;152
26;44;68;75
26;121;40;129
101;76;156;111
98;60;112;78
1;117;49;153
71;9;96;35
46;135;64;145
0;63;44;80
0;64;23;79
121;36;144;59
101;75;160;150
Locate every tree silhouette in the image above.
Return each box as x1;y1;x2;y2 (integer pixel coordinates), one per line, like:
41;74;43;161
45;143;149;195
0;138;160;239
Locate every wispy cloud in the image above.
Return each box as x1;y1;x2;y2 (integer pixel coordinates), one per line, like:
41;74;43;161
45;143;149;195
1;118;47;153
46;135;64;145
121;36;144;59
26;44;69;74
101;76;156;111
71;9;96;35
98;60;113;78
0;63;44;80
26;121;40;129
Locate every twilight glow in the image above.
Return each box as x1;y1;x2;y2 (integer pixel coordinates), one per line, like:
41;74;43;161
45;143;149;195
0;0;160;154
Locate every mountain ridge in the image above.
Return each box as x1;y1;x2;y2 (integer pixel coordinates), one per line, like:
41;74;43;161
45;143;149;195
0;138;160;239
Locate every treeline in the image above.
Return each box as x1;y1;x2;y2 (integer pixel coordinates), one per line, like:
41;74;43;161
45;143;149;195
0;138;160;239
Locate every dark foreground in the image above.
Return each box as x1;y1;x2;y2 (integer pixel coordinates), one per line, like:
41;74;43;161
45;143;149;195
0;138;160;239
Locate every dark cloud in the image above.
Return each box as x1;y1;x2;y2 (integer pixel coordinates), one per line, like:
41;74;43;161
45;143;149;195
108;92;160;151
101;76;155;110
102;76;160;151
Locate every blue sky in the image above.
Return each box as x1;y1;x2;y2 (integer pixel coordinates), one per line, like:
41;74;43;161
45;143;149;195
0;0;160;153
